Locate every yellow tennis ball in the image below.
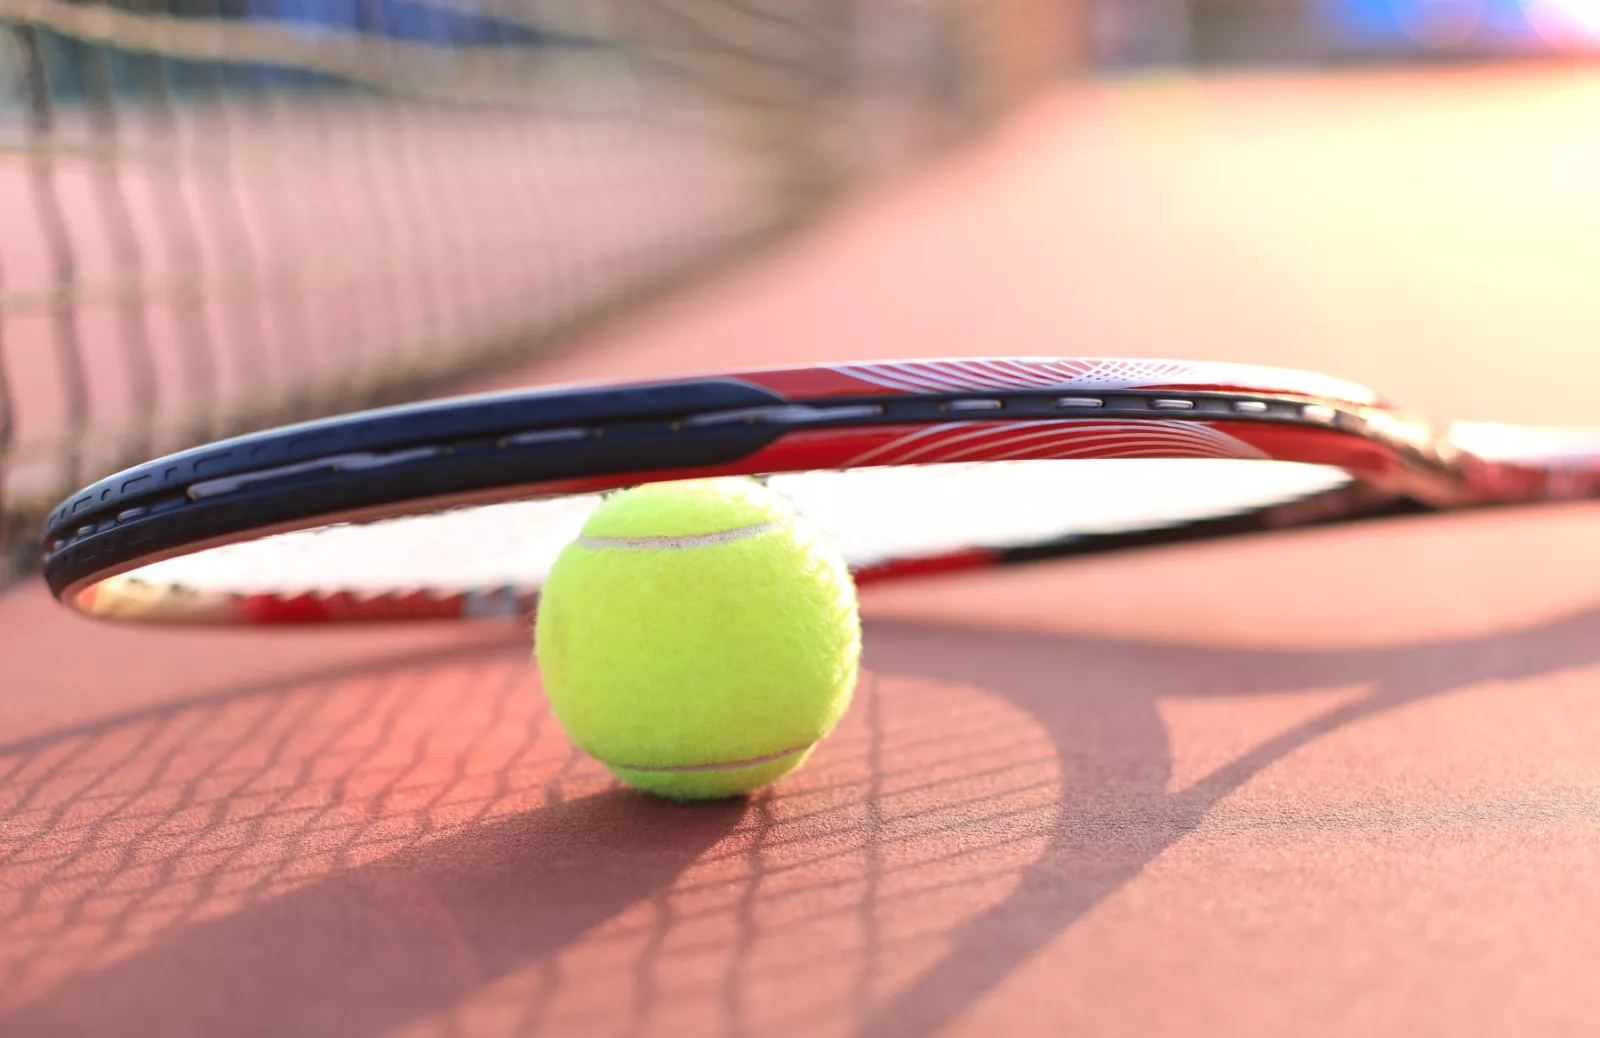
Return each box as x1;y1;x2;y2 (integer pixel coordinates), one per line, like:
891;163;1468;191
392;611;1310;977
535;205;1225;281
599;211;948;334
534;477;862;800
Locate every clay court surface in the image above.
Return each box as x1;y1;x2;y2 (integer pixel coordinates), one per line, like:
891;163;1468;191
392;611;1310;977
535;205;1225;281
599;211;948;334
5;64;1600;1036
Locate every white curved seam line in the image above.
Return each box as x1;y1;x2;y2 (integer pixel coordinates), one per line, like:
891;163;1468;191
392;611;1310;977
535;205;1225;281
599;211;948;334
837;358;1375;402
873;362;978;392
1047;359;1135;387
986;358;1085;387
1102;359;1193;380
956;358;1101;390
578;518;787;551
1022;357;1104;382
836;364;941;393
973;359;1052;387
1167;423;1272;459
990;442;1247;463
916;422;1106;464
931;425;1148;464
929;359;1039;390
883;422;1029;464
1075;360;1195;387
1023;424;1267;462
998;427;1270;462
851;420;1082;467
607;741;814;774
832;362;974;396
844;421;974;467
975;358;1099;389
984;359;1080;389
865;422;1018;466
887;420;1096;464
894;420;1192;465
963;359;1037;387
886;361;1027;392
937;423;1268;464
846;419;1266;468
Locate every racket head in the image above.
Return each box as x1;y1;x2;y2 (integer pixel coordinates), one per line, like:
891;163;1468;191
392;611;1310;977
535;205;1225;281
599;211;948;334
40;356;1595;626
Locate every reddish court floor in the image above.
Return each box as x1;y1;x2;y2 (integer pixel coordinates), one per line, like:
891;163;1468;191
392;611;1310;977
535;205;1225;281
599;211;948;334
5;65;1600;1037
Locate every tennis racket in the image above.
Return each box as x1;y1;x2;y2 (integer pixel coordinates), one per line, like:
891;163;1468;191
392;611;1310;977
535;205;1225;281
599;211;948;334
40;357;1600;624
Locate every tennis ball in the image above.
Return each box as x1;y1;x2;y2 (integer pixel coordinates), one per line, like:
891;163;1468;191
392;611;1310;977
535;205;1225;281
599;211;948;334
534;477;861;801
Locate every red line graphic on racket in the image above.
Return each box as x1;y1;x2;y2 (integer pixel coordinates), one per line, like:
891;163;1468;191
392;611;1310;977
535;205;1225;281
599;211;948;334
40;357;1600;624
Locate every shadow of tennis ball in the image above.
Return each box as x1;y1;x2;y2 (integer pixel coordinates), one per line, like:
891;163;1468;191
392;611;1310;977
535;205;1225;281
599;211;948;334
0;648;1059;1037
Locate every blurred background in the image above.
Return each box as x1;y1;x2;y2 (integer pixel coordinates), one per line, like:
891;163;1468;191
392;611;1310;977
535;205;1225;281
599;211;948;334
3;0;1598;585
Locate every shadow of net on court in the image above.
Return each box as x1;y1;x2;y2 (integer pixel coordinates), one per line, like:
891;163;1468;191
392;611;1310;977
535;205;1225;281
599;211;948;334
0;636;1061;1037
5;595;1598;1037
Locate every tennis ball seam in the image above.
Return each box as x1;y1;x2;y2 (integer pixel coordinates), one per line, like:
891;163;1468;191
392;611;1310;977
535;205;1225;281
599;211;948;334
600;741;814;774
536;477;858;800
576;517;789;551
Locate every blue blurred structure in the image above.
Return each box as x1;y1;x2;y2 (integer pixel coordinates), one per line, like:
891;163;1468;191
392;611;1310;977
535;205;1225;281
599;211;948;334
28;0;595;100
1094;0;1600;66
257;0;571;46
1321;0;1567;54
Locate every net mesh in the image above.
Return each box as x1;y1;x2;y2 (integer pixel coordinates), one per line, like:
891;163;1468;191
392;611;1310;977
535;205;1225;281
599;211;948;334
0;0;1068;584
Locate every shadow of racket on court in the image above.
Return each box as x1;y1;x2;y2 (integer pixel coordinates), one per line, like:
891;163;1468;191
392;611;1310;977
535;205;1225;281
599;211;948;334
851;605;1600;1038
1;601;1598;1037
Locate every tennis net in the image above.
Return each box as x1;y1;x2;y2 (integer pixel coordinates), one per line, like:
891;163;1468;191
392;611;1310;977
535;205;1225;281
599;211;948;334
0;0;1069;584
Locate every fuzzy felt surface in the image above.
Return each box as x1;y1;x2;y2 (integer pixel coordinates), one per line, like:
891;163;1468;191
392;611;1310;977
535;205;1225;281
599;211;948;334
534;479;861;800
